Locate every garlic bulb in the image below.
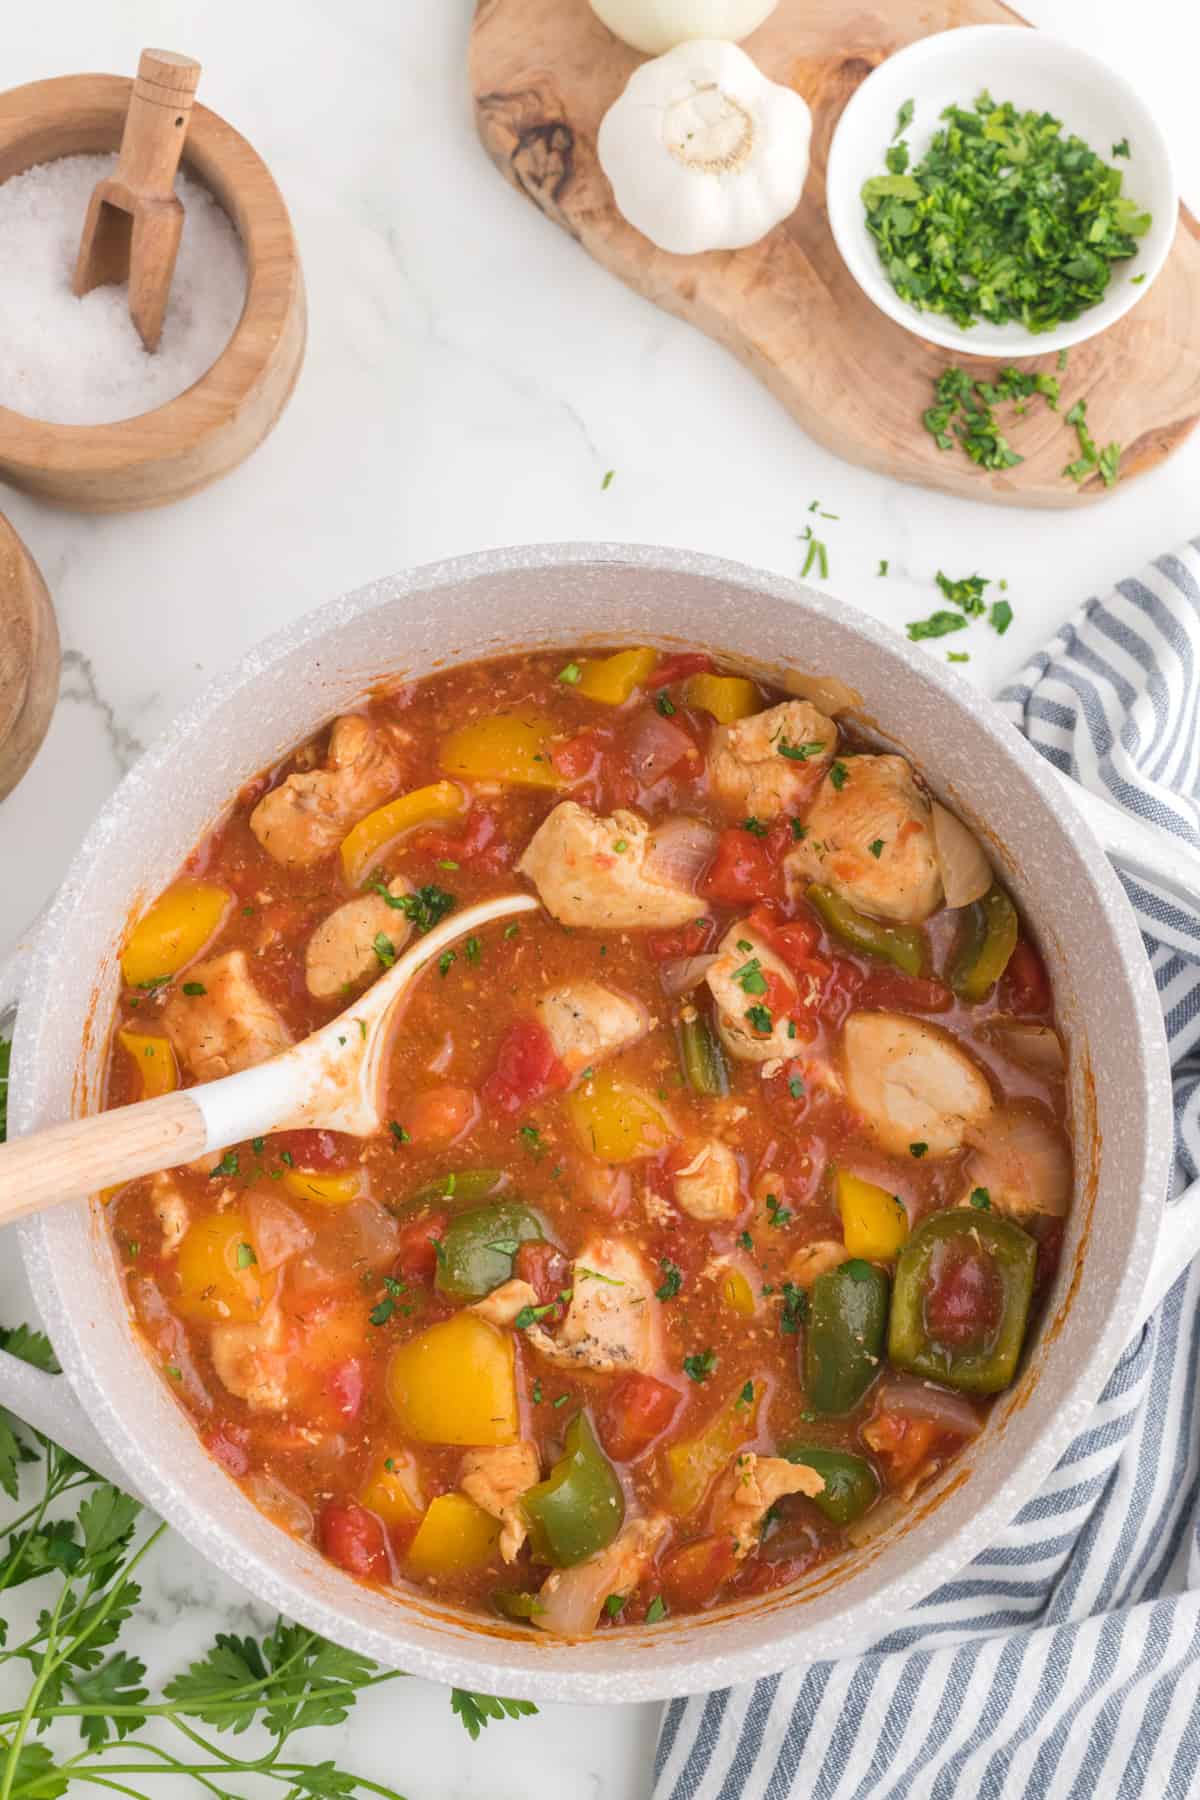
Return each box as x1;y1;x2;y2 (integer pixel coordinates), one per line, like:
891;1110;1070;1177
597;40;812;257
589;0;779;55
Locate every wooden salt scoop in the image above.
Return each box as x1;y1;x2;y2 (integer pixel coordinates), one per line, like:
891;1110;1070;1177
72;49;202;353
0;892;539;1222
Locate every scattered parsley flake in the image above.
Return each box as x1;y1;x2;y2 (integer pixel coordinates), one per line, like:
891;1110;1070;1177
682;1349;718;1383
910;1141;929;1158
829;761;849;791
373;931;396;968
645;1596;668;1624
656;1259;682;1301
558;662;583;685
970;1187;992;1210
868;838;884;859
208;1150;239;1179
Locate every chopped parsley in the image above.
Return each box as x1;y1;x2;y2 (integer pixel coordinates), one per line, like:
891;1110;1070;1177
514;1301;560;1330
373;932;396;968
656;690;676;717
947;652;970;663
732;957;768;996
532;1380;544;1404
389;1120;410;1144
777;738;826;762
1113;137;1131;158
791;818;808;840
181;981;207;996
788;1076;805;1100
765;1192;793;1228
252;1136;265;1153
893;96;914;139
907;610;970;643
612;839;628;854
208;1151;239;1179
800;536;829;582
990;599;1014;636
736;1380;755;1408
910;1141;929;1158
369;1296;395;1326
779;1281;809;1334
602;469;615;490
645;1596;668;1624
682;1349;718;1384
741;816;768;837
558;662;583;685
737;1230;754;1251
1063;398;1122;488
970;1187;992;1210
604;1594;627;1618
878;559;889;577
829;761;849;791
504;922;521;939
863;94;1151;333
465;936;481;965
656;1259;682;1301
438;950;456;977
371;881;456;935
519;1124;543;1157
235;1242;256;1269
935;571;989;616
868;838;884;859
745;1003;773;1035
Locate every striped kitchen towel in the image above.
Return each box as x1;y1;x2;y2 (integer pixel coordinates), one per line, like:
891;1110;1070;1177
654;538;1200;1800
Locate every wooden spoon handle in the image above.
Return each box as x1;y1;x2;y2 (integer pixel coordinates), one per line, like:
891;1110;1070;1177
115;49;202;200
0;1091;207;1225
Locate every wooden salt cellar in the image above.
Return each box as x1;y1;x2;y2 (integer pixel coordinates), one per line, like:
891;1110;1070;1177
0;72;306;513
0;515;60;803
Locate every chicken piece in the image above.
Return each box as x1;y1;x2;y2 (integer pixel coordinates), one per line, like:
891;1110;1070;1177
709;1452;826;1558
150;1172;188;1257
250;714;407;868
517;801;700;930
673;1140;740;1222
459;1442;541;1563
470;1279;540;1328
963;1100;1072;1218
210;1307;289;1413
787;754;943;924
162;951;292;1082
706;920;797;1064
788;1238;848;1286
535;1514;671;1638
842;1012;993;1158
304;877;411;1001
534;981;648;1078
710;700;838;821
526;1236;660;1374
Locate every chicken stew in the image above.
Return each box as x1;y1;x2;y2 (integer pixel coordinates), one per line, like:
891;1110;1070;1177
104;647;1071;1637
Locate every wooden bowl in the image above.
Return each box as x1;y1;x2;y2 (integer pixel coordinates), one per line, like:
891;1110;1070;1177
0;513;60;800
0;76;306;512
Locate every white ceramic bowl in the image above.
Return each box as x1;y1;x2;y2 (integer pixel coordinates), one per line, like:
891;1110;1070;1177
825;25;1178;357
1;545;1198;1704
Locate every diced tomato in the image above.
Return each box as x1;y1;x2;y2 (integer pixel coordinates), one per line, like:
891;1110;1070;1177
1002;937;1051;1016
597;1373;680;1462
393;1208;450;1284
734;1544;826;1597
660;1534;738;1610
318;1499;390;1581
750;904;823;973
652;652;714;687
865;1412;939;1487
551;725;613;786
416;804;514;874
270;1129;354;1171
325;1357;365;1423
204;1422;250;1478
482;1018;571;1116
514;1241;572;1322
404;1084;479;1147
924;1241;1003;1350
646;918;715;962
702;828;783;904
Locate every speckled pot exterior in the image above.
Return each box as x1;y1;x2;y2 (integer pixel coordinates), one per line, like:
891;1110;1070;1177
6;546;1172;1704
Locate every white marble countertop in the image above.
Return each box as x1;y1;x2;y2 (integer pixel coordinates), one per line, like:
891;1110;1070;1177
1;2;1198;1794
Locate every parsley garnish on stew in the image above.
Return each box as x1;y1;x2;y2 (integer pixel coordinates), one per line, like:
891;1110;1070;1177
645;1596;668;1624
373;932;396;968
970;1187;992;1210
828;762;849;790
656;1259;683;1301
732;958;768;996
777;738;826;762
208;1151;239;1179
682;1349;718;1383
741;817;768;837
868;839;884;859
779;1282;809;1334
181;981;206;996
745;1003;774;1035
862;93;1151;333
370;881;456;934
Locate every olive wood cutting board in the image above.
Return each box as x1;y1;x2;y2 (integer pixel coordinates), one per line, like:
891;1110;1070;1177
470;0;1200;506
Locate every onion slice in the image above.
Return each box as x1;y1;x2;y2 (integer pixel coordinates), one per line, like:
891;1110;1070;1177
628;712;696;788
877;1376;984;1438
246;1193;314;1272
659;953;719;997
931;802;992;909
644;816;719;892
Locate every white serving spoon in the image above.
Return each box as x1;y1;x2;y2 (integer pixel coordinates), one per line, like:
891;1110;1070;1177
0;892;538;1224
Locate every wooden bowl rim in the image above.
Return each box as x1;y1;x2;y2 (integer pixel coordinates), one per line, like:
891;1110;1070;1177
0;74;300;472
0;508;61;802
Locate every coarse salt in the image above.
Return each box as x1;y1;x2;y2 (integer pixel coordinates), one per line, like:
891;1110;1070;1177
0;153;246;425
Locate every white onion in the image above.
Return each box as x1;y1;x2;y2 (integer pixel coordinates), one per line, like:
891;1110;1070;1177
983;1017;1066;1077
629;713;696;788
659;953;718;996
877;1377;984;1438
931;802;993;909
248;1473;314;1539
644;816;718;891
247;1193;314;1272
343;1197;400;1268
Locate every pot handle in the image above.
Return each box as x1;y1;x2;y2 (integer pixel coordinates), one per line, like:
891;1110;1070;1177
0;943;145;1494
1137;1180;1200;1330
1052;774;1200;912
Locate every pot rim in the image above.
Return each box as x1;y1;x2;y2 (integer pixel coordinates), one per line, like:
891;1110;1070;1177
11;542;1172;1702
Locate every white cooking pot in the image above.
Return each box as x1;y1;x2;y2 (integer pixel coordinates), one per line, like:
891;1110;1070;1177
3;545;1199;1705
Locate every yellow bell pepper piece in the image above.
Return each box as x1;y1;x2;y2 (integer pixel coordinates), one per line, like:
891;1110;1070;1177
387;1312;517;1446
682;672;760;724
174;1211;276;1324
439;707;560;790
360;1450;423;1525
566;1069;675;1164
664;1382;762;1516
117;1031;179;1100
721;1268;756;1318
406;1493;501;1575
836;1169;909;1260
340;780;466;886
281;1169;361;1207
120;880;231;987
575;647;658;706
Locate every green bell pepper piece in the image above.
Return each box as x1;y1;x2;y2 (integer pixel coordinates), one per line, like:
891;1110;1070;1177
779;1444;880;1526
678;1010;729;1097
408;1168;508;1208
492;1589;544;1622
888;1209;1036;1394
948;885;1019;1002
434;1200;543;1300
808;885;927;978
805;1259;890;1415
520;1412;625;1568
